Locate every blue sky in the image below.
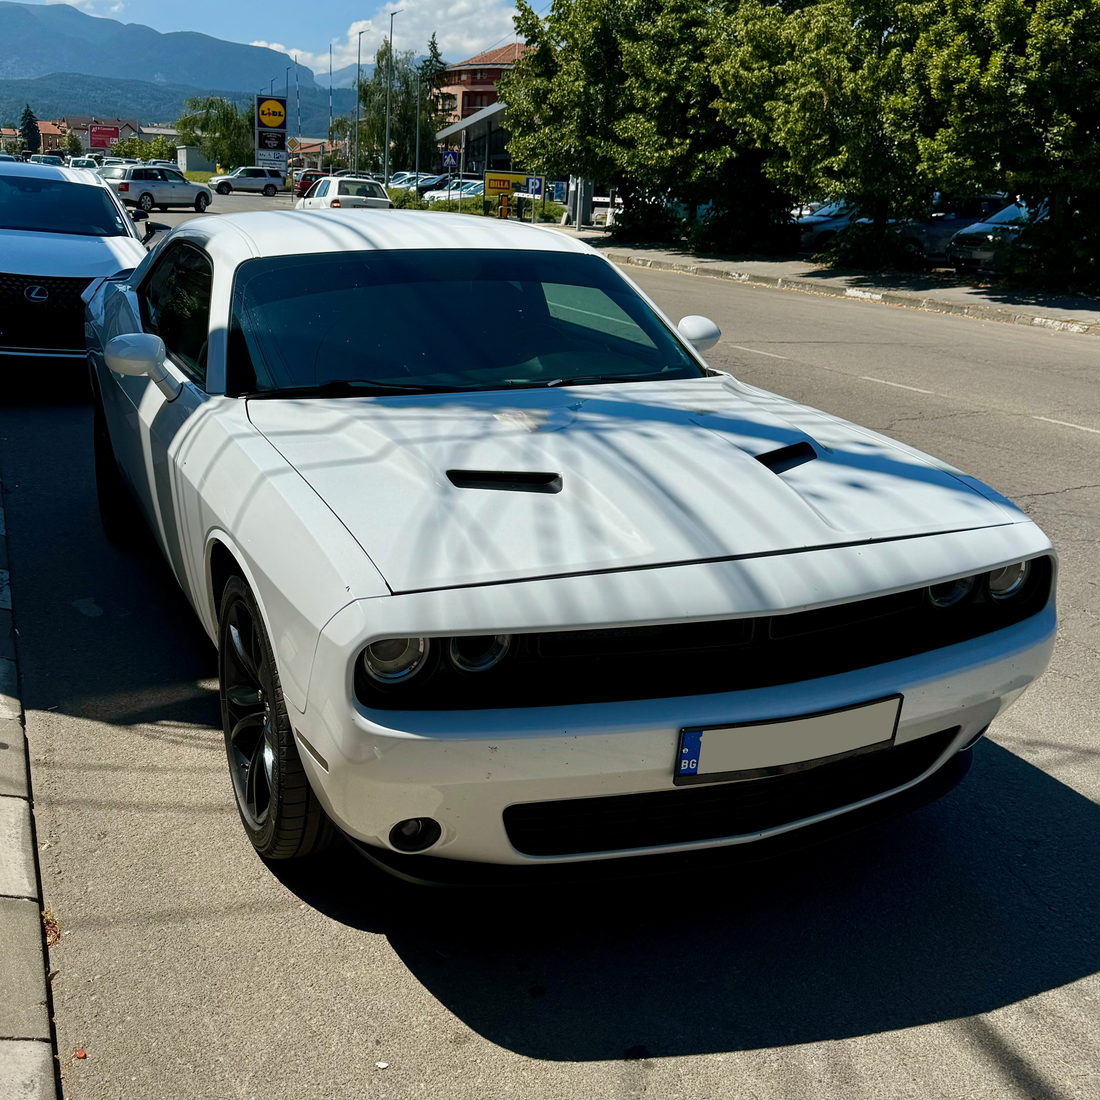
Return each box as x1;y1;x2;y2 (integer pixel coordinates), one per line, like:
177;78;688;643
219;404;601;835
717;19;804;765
27;0;522;68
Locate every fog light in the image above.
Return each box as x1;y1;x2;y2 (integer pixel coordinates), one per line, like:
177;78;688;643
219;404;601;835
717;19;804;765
448;634;512;672
389;817;442;852
928;576;976;608
988;560;1031;600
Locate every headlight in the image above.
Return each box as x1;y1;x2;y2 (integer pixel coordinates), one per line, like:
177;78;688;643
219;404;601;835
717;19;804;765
928;576;976;608
448;634;512;673
988;560;1031;600
361;637;430;682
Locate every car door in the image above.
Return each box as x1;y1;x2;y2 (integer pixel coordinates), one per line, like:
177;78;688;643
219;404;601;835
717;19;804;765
160;168;190;207
312;180;330;208
247;168;268;192
301;180;322;208
110;241;212;586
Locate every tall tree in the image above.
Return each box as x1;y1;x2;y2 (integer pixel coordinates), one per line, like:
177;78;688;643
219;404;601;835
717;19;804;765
20;104;40;154
176;96;253;171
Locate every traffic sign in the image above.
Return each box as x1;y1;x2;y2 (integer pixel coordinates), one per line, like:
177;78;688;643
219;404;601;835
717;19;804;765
442;150;459;168
288;137;301;153
525;176;543;197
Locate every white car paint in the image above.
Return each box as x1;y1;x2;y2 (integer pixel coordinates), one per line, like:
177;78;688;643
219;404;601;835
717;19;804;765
294;176;393;210
85;210;1056;869
1;162;146;358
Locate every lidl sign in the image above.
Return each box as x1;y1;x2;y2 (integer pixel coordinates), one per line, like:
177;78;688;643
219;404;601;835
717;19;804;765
257;97;287;131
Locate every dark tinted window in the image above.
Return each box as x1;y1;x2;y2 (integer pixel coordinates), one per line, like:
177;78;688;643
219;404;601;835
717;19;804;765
228;249;701;396
0;173;130;237
141;244;213;385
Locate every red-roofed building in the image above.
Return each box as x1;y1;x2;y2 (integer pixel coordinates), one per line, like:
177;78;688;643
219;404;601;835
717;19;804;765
37;119;67;152
440;43;530;122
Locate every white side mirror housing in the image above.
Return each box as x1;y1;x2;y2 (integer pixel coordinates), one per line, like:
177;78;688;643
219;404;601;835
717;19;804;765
678;315;722;353
103;333;181;400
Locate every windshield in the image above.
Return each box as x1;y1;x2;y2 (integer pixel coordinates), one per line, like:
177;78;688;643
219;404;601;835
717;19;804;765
984;202;1030;225
98;166;126;179
806;200;850;219
0;173;130;237
229;249;703;396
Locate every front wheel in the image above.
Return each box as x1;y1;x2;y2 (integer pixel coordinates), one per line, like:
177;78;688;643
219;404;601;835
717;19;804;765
195;192;209;212
216;182;231;195
137;192;154;212
219;576;334;859
262;184;277;197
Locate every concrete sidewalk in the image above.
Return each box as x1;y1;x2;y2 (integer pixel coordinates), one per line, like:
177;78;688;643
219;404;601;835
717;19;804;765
0;485;56;1100
557;228;1100;336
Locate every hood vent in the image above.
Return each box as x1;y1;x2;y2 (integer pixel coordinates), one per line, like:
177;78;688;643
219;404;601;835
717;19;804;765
755;441;817;475
447;469;563;494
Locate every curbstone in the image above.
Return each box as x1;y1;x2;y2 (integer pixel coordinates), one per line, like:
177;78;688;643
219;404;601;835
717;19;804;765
0;796;36;899
0;897;51;1041
0;1041;55;1100
605;250;1100;337
0;657;18;722
0;719;27;799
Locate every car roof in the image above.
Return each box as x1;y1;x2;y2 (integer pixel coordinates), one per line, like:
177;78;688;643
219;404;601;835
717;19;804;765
0;161;111;188
172;209;595;265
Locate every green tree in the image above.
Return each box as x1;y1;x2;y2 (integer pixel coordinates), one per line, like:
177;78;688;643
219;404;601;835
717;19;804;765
176;96;253;171
415;33;451;170
65;131;83;157
109;135;179;161
20;104;40;154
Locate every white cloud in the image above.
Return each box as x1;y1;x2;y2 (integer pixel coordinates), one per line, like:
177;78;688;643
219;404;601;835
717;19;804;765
49;0;125;12
252;0;519;74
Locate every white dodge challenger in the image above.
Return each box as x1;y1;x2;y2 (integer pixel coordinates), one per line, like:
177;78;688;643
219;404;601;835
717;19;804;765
84;210;1055;880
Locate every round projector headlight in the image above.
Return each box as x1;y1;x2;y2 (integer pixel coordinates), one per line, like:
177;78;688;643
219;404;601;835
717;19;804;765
928;576;976;608
362;637;429;683
448;634;512;673
988;560;1031;600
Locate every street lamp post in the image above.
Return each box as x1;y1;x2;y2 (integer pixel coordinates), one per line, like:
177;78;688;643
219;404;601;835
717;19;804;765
355;29;365;174
383;9;402;187
414;77;421;184
285;67;291;98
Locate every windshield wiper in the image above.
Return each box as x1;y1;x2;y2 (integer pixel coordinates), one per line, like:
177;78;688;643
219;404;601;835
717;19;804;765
246;379;458;399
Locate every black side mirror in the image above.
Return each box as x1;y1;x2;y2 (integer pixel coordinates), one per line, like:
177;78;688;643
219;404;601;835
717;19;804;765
143;221;171;243
130;208;149;223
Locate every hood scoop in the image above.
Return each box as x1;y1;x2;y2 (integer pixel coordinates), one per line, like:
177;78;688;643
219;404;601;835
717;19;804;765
447;469;563;494
755;441;817;475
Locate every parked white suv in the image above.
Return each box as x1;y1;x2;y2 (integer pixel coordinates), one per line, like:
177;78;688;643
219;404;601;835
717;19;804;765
207;167;284;196
99;164;213;212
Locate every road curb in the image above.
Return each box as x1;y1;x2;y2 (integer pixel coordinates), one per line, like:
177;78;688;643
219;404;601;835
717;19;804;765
0;486;58;1099
604;251;1100;337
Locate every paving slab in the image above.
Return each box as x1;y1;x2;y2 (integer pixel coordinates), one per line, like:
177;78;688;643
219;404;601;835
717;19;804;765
0;1040;54;1099
0;897;50;1041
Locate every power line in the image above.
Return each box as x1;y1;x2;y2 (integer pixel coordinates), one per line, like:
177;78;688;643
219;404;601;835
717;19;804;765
478;1;552;57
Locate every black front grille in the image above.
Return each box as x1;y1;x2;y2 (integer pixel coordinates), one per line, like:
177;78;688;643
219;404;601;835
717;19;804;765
358;556;1052;710
0;272;92;352
503;727;959;856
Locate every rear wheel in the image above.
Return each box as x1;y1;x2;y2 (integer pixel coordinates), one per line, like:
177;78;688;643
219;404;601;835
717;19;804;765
92;385;141;544
262;184;277;197
195;192;209;212
219;576;334;860
137;192;154;212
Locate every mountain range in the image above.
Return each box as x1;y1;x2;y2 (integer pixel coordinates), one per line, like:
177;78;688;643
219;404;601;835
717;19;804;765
0;1;317;91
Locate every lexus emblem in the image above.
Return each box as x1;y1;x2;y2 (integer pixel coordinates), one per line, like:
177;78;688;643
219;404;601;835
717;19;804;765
24;285;49;304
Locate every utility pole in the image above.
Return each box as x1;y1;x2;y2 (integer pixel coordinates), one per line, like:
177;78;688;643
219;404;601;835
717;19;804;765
354;30;364;174
383;9;402;186
414;77;421;183
295;55;301;149
328;45;333;168
285;66;291;98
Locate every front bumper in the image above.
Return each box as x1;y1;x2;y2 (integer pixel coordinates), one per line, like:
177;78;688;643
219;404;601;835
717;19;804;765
294;532;1056;867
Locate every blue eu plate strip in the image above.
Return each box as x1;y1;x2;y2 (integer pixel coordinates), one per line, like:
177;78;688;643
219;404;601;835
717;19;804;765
678;729;703;777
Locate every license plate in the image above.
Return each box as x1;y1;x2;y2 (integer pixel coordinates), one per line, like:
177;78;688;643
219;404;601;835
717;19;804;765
675;696;902;786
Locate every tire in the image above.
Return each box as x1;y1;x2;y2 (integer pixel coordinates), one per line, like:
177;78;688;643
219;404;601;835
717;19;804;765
216;182;231;195
219;576;334;860
813;231;836;251
195;192;209;212
137;192;154;212
92;384;141;544
262;184;277;197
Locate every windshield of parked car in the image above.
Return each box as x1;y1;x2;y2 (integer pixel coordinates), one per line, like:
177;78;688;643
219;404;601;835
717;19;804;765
984;202;1031;225
229;249;703;396
805;200;849;219
0;172;130;237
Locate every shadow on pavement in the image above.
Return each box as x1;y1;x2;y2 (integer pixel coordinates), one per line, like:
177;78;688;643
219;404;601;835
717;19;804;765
274;740;1100;1060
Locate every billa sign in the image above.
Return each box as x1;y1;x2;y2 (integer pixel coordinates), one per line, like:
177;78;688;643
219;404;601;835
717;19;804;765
484;171;545;200
89;125;119;149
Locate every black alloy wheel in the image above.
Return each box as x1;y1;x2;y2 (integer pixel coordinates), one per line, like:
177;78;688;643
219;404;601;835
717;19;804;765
218;576;334;859
263;183;277;197
217;182;231;195
195;192;209;212
137;192;154;212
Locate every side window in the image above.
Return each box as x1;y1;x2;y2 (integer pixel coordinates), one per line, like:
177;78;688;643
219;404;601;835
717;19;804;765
304;181;322;198
316;180;330;197
165;171;186;184
139;244;213;387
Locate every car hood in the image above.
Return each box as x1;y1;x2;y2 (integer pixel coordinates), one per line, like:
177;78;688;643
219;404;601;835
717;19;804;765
0;229;145;277
247;377;1019;593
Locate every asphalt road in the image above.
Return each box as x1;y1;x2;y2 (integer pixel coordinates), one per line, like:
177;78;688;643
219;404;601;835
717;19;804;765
2;263;1099;1099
